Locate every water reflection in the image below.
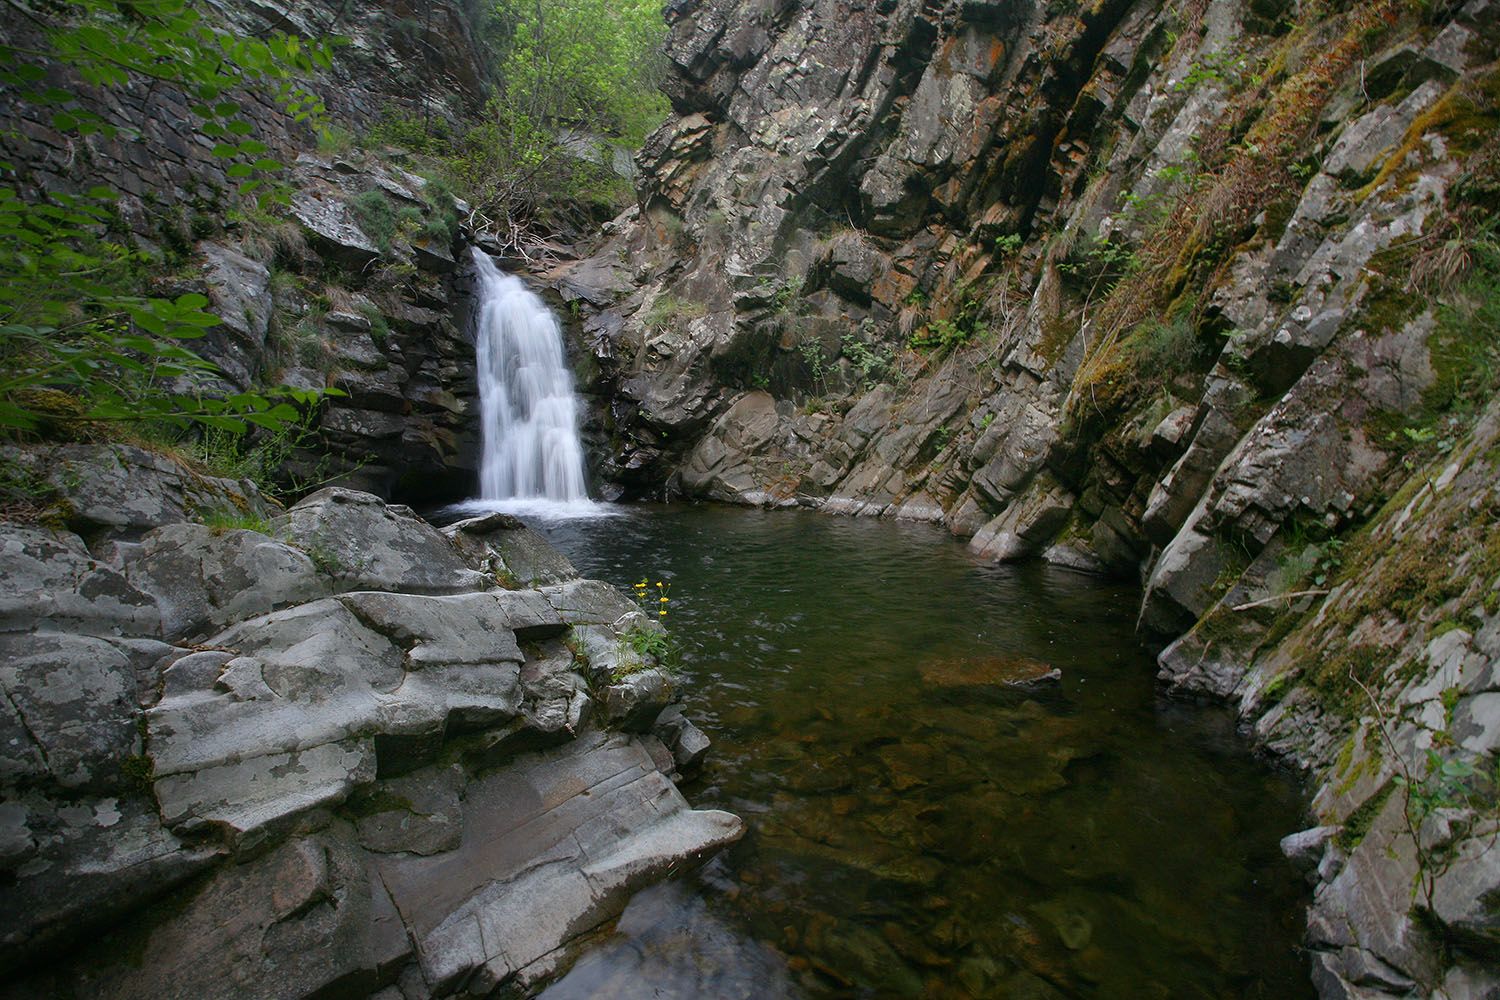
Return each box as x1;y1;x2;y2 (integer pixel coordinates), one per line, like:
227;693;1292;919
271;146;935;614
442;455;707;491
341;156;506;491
535;505;1312;999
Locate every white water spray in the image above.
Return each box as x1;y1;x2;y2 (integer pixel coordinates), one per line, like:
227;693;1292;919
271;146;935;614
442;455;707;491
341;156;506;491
470;248;591;508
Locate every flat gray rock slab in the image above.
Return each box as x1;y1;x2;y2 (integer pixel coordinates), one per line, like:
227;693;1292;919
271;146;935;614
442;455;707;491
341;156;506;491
379;730;743;994
540;579;643;627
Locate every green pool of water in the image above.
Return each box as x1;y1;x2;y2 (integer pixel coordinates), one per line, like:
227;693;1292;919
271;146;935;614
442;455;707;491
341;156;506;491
532;505;1313;999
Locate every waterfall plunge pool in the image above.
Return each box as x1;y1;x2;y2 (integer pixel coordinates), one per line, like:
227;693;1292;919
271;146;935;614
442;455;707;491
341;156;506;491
518;503;1314;1000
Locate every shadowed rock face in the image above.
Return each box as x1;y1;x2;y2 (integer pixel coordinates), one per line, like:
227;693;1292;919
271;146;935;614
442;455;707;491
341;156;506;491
540;0;1500;995
0;447;739;998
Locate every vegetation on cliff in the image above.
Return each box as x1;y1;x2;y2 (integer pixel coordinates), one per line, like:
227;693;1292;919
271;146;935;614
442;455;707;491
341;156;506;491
0;1;333;438
368;0;669;242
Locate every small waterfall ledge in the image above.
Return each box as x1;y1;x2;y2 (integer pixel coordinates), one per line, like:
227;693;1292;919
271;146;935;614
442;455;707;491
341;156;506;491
459;248;607;519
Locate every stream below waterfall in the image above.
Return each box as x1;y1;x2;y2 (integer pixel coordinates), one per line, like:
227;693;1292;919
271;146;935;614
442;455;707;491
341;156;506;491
522;504;1314;999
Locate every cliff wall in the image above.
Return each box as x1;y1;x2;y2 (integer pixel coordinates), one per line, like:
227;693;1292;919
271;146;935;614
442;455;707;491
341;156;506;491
551;0;1500;994
1;1;492;501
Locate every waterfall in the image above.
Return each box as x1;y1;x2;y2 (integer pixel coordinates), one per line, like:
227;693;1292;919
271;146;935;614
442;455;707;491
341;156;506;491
468;248;593;512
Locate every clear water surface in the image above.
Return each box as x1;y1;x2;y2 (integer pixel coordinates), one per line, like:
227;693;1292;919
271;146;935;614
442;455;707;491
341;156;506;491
527;504;1313;1000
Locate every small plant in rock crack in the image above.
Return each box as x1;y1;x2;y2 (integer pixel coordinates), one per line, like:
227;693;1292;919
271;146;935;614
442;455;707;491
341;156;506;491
615;625;681;678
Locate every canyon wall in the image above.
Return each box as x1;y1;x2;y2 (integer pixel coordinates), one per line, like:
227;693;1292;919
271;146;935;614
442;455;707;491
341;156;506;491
550;0;1500;994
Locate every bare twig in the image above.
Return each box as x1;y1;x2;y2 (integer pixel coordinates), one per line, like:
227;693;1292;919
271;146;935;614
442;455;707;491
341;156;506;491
1230;589;1330;611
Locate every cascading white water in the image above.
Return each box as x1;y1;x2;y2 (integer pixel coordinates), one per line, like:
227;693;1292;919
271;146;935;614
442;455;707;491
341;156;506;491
470;247;590;506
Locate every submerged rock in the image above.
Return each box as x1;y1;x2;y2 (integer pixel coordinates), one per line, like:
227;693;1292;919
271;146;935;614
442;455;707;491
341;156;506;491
918;653;1062;690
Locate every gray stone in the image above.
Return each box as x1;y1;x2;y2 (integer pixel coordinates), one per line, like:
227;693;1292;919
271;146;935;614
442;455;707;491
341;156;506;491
194;241;272;389
652;705;711;773
0;525;160;636
442;512;579;587
1324;80;1448;183
354;764;465;856
541;579;643;627
1281;825;1341;874
378;732;742;994
289;189;381;269
338;590;526;667
0;444;270;538
969;481;1074;562
602;669;676;733
275;488;487;594
58;833;404;1000
0;632;140;792
0;794;221;970
127;522;327;641
1430;823;1500;956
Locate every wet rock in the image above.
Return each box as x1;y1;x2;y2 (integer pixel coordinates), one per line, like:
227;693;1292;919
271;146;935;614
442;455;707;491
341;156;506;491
442;512;580;587
1282;825;1341;879
0;794;222;972
968;481;1074;563
652;705;712;773
378;732;743;994
354;764;465;856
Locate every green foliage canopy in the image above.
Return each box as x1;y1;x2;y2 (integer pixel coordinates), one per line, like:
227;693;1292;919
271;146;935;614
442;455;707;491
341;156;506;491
486;0;669;146
430;0;669;233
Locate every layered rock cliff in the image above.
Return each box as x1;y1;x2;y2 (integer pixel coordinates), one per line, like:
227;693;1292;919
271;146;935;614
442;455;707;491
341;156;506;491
549;0;1500;995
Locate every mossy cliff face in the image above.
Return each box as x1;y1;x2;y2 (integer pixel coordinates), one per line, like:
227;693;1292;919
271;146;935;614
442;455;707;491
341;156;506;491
554;0;1500;994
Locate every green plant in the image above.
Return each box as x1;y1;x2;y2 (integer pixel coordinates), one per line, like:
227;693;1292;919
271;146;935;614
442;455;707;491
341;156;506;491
840;329;897;389
0;1;335;438
799;338;829;394
642;294;707;331
200;509;271;535
770;275;805;314
1350;669;1499;913
1058;234;1139;293
616;625;681;677
349;190;424;254
357;303;392;343
993;234;1022;256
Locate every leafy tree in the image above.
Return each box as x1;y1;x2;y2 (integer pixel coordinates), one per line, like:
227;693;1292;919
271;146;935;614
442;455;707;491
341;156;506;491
0;0;336;433
431;0;669;241
485;0;669;145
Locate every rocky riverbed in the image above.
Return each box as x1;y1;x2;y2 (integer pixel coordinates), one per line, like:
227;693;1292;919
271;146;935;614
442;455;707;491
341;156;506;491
0;443;740;998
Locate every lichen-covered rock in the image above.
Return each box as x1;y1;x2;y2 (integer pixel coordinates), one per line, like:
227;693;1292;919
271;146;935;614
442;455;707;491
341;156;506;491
0;445;736;996
274;488;488;594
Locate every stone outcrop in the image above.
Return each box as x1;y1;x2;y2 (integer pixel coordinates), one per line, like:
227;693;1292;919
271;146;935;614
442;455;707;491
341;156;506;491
0;445;741;997
547;0;1500;995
